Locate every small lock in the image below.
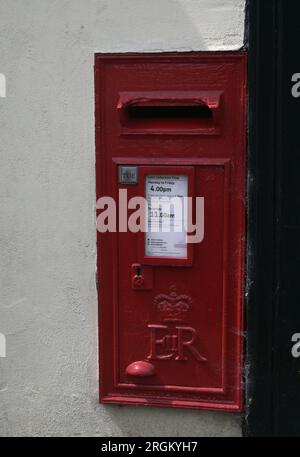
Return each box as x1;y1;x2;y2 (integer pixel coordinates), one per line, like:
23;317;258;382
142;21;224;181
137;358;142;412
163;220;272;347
132;264;144;289
132;274;145;288
131;263;153;290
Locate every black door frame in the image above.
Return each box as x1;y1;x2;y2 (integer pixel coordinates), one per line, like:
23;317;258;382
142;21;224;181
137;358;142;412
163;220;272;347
245;0;300;436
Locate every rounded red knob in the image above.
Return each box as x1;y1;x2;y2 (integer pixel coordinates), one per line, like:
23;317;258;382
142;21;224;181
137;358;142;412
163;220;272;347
126;360;155;377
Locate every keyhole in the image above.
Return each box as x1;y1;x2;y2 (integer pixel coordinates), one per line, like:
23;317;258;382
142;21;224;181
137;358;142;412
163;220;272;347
135;265;142;277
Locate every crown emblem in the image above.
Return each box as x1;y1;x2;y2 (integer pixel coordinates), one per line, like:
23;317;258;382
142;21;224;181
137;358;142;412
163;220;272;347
154;285;192;323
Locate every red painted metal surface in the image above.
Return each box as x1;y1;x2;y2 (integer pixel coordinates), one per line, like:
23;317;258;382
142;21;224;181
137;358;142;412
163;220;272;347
95;52;246;411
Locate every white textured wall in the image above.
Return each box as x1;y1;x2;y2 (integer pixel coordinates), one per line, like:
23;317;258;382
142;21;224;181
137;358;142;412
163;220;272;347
0;0;245;437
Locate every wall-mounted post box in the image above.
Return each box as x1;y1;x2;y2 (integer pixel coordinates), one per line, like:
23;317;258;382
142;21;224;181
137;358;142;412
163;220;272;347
95;52;246;411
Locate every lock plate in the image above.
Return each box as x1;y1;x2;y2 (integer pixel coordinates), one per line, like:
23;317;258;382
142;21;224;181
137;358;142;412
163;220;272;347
131;264;153;290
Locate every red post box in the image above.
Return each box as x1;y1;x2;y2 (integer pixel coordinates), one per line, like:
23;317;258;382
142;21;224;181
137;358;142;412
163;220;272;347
95;52;246;411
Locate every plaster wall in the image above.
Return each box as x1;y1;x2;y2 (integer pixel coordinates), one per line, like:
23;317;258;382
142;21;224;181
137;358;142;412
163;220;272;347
0;0;245;436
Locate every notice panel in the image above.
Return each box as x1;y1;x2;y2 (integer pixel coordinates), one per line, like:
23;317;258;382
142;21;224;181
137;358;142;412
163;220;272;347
145;174;188;258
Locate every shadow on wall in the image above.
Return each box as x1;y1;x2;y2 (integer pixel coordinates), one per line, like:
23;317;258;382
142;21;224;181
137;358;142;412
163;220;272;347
104;404;241;437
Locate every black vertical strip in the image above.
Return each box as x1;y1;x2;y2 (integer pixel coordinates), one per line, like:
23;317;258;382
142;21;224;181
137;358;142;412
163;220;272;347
273;0;283;437
273;0;300;436
246;0;300;436
244;0;279;436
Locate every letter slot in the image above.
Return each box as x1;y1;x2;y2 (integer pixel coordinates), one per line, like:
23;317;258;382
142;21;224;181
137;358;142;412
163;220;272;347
117;91;222;134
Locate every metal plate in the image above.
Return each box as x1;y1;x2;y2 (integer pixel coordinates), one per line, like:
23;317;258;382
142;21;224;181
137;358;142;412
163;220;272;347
118;166;138;184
